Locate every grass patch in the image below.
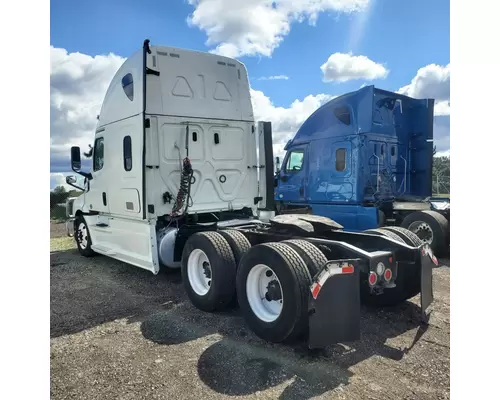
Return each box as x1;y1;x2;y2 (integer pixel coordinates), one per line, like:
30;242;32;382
51;237;75;252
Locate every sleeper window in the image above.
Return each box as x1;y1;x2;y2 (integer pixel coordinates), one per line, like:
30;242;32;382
93;137;104;172
334;106;351;125
335;148;347;172
122;73;134;101
286;151;304;172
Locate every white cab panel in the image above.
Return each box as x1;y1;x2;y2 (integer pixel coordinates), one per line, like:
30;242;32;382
146;46;253;122
149;116;258;216
97;50;143;127
86;215;160;274
102;115;144;220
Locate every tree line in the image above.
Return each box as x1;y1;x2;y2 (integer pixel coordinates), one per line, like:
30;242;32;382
50;186;82;209
432;155;450;195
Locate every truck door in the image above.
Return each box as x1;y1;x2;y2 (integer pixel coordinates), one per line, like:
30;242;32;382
327;141;354;201
277;145;308;202
85;135;110;214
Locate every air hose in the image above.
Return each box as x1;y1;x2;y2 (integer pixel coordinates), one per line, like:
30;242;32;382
169;125;193;218
169;157;193;217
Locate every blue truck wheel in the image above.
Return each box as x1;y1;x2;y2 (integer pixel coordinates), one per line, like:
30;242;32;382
401;211;449;257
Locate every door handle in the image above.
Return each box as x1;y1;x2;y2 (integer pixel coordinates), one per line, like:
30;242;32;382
102;192;107;206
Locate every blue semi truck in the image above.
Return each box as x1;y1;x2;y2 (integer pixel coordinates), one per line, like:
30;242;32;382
273;85;450;256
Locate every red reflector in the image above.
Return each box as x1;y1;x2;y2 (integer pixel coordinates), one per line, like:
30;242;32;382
311;282;322;299
384;268;392;281
389;257;393;263
342;265;354;274
368;272;377;286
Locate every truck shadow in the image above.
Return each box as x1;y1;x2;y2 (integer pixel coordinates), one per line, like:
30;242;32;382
140;298;427;399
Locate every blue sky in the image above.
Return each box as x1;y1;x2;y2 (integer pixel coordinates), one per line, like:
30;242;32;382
50;0;450;189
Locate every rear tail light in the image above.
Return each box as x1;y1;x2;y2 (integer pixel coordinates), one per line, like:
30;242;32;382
384;268;392;281
368;271;377;286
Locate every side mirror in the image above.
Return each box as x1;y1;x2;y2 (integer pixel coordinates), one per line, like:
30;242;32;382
65;174;85;191
71;146;82;171
275;156;281;173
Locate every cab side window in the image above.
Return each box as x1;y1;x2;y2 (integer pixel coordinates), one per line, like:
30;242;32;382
286;150;304;172
335;148;347;172
123;135;132;171
93;137;104;171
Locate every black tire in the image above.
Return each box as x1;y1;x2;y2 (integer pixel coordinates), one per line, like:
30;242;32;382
181;231;237;312
364;228;406;244
361;228;417;307
74;215;96;257
400;210;449;257
236;242;311;343
282;239;327;279
219;229;252;306
219;229;251;268
380;226;423;247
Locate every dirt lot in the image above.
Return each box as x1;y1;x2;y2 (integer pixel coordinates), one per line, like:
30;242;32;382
50;221;450;400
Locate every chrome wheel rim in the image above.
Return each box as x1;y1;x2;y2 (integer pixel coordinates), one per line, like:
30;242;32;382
408;221;434;244
246;264;283;323
187;249;212;296
76;222;88;249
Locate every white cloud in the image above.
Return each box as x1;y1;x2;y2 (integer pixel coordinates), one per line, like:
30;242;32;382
251;88;334;160
435;150;450;158
50;173;68;190
50;46;125;172
397;63;450;116
50;172;85;191
434;101;450;117
320;52;389;83
257;75;289;80
187;0;370;57
397;63;450;99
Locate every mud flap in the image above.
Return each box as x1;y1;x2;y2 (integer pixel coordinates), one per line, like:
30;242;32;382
420;243;437;323
308;260;361;349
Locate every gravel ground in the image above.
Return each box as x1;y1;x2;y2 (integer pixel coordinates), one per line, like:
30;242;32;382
50;221;450;400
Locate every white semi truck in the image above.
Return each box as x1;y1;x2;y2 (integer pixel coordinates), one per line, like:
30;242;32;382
65;40;437;348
